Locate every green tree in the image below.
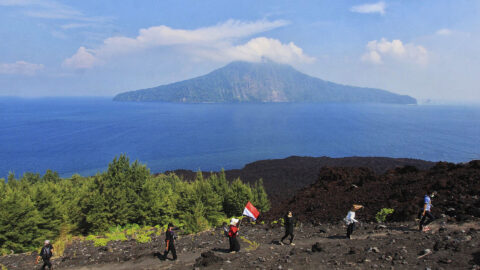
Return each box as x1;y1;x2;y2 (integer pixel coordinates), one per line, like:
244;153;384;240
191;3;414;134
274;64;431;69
139;175;178;226
31;182;63;240
252;179;271;213
224;178;254;216
41;170;60;183
0;186;43;252
82;155;151;232
195;176;224;225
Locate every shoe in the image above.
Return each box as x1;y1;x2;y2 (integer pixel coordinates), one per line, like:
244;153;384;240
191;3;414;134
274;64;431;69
290;243;295;246
230;251;236;254
423;226;430;232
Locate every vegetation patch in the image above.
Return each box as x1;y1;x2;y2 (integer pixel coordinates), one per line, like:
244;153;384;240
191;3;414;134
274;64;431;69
375;208;395;223
0;155;270;253
240;236;260;251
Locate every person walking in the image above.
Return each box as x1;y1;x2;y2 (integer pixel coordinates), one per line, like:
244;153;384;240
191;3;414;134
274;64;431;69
228;218;240;253
163;223;177;260
36;240;54;269
345;204;363;239
280;211;295;245
419;191;437;232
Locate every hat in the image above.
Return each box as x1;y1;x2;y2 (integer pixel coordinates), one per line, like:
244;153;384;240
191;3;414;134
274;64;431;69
230;218;239;226
352;204;363;210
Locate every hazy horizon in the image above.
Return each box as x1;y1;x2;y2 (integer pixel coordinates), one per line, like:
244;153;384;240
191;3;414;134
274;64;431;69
1;0;479;102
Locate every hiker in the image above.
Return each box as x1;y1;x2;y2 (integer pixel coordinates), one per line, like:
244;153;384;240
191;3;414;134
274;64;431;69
163;223;177;260
280;211;295;245
228;218;241;253
419;191;437;232
345;204;363;239
36;240;54;270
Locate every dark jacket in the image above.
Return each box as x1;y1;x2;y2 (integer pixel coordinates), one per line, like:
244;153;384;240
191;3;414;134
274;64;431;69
284;216;295;231
40;244;53;259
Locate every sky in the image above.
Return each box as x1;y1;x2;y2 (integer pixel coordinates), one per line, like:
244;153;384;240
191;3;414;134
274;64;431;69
0;0;479;102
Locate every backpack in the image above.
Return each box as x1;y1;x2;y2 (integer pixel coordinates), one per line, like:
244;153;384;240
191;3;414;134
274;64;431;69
42;246;52;259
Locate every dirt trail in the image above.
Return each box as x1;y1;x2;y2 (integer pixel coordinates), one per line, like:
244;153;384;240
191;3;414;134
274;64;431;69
57;220;480;270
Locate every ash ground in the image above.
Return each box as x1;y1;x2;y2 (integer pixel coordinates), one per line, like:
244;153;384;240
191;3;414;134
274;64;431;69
2;218;479;270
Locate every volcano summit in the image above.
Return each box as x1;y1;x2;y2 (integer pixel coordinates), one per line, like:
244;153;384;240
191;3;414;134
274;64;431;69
113;61;416;104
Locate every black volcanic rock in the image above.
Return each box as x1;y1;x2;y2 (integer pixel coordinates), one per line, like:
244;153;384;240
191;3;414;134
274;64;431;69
163;156;435;201
264;160;480;224
114;61;416;104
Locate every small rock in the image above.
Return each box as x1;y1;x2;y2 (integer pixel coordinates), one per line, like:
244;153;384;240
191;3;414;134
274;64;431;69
318;228;328;233
311;242;323;252
376;224;387;230
419;249;432;256
439;258;452;264
461;235;472;241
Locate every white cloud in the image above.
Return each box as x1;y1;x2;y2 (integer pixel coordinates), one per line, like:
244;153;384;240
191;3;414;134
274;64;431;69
63;47;97;69
61;23;95;30
350;1;386;15
0;0;109;22
361;38;428;65
202;37;315;64
436;28;452;36
0;60;44;75
64;19;314;69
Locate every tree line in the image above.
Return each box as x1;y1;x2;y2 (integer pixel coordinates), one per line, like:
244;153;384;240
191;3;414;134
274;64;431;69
0;154;270;253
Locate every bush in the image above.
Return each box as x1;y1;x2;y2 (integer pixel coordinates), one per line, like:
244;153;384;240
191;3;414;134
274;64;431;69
85;235;96;241
93;238;109;247
135;234;151;244
375;208;395;223
240;236;260;251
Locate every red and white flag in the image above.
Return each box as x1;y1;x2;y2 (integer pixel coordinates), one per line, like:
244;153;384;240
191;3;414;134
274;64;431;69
243;201;260;220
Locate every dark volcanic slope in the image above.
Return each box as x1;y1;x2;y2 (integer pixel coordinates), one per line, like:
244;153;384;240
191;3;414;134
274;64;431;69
166;156;435;200
114;61;416;104
265;160;480;224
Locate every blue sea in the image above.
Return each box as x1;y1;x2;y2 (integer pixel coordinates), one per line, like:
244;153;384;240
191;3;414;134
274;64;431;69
1;97;479;178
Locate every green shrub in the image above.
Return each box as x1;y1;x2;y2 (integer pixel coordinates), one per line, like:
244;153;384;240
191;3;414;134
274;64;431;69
135;234;151;244
85;235;96;241
375;208;395;223
105;231;127;242
93;238;109;247
240;236;260;251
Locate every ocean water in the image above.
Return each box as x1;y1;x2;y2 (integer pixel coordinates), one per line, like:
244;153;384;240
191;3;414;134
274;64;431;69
1;97;479;178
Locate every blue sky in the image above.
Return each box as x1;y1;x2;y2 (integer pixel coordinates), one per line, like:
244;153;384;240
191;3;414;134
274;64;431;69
0;0;479;102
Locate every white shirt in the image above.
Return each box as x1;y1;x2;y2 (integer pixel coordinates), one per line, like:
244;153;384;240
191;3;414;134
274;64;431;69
345;211;358;224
